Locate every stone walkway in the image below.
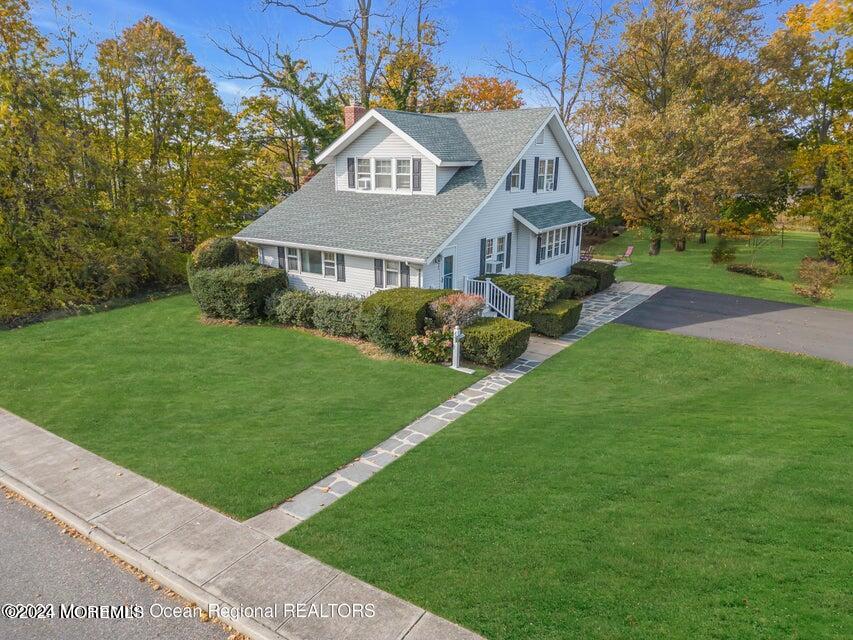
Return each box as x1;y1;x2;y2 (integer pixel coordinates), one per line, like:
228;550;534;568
251;281;665;536
0;412;482;640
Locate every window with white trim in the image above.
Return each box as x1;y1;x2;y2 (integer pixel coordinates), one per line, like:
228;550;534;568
296;249;337;278
538;226;573;262
356;159;372;190
537;158;555;192
375;159;392;189
484;235;506;273
385;260;400;287
286;247;298;271
395;159;411;190
509;162;521;190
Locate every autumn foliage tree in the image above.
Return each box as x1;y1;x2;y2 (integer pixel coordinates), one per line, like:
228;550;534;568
443;76;524;111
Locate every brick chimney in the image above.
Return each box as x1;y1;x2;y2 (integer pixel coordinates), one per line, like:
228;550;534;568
344;103;368;129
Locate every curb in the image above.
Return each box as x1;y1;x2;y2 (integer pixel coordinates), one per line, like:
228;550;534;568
0;471;284;640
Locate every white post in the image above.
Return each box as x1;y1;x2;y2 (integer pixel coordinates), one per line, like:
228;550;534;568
450;325;474;374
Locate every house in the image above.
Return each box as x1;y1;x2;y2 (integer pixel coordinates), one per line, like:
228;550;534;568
235;105;598;318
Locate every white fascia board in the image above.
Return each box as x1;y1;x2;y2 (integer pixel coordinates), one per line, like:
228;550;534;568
512;212;592;234
550;113;599;198
235;236;425;264
315;109;446;167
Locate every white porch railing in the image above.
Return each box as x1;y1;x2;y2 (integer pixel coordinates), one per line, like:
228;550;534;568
463;276;515;319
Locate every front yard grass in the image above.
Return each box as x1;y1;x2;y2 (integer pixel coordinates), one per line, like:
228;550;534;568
284;325;852;640
594;230;853;311
0;294;481;519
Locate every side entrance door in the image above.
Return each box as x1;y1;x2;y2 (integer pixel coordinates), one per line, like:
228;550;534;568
442;247;455;289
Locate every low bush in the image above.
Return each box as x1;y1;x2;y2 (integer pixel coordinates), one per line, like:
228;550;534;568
357;306;398;353
429;292;485;328
560;274;597;299
488;274;567;319
462;317;532;368
187;236;240;276
726;263;784;280
191;264;287;322
411;327;453;363
710;239;737;264
275;290;316;327
793;257;839;301
312;295;363;337
570;261;616;292
529;299;583;338
362;288;452;353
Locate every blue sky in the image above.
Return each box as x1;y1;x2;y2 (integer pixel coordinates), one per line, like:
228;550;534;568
30;0;796;109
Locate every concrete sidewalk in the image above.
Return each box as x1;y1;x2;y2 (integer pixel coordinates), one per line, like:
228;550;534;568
0;410;481;640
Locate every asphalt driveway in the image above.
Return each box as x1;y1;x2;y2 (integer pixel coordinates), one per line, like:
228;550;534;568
616;287;853;365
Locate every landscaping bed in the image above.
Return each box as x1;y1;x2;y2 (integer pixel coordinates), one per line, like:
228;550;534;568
284;324;852;639
0;294;482;519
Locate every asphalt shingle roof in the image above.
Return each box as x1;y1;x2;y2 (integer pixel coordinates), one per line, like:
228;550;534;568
235;108;555;261
513;200;594;232
374;108;480;163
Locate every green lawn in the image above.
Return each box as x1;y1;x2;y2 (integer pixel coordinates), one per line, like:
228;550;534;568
594;230;853;311
284;325;852;640
0;294;480;519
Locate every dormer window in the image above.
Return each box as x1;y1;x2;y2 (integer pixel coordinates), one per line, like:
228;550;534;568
357;159;372;190
509;162;521;190
375;159;392;189
396;159;411;189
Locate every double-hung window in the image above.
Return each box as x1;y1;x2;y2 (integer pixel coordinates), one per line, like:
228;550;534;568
385;260;400;287
484;236;506;273
323;252;337;277
375;159;392;189
356;159;372;190
509;162;521;190
286;247;298;271
560;227;568;254
395;159;411;190
537;159;555;192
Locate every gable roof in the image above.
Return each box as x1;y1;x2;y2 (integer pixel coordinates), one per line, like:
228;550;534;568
513;200;595;233
236;108;555;261
235;108;598;262
315;108;480;166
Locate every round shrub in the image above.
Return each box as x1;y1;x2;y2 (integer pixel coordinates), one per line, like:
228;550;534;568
312;295;363;337
188;236;240;275
429;292;485;328
190;264;287;322
275;290;316;327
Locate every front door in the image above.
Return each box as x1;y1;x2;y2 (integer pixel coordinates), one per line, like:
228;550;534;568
442;254;454;289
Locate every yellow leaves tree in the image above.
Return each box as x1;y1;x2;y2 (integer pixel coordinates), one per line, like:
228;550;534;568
443;76;524;112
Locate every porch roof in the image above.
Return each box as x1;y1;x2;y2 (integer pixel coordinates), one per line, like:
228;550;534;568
513;200;594;234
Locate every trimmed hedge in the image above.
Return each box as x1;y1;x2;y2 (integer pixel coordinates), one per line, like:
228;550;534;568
275;290;316;327
187;236;240;276
560;274;597;299
362;288;452;353
312;295;363;337
529;299;583;338
571;261;616;292
488;274;567;319
190;264;287;322
726;263;784;280
462;317;532;368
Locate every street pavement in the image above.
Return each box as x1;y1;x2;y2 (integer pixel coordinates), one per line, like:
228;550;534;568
0;493;230;640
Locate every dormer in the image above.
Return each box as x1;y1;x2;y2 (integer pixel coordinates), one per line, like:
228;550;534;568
316;108;480;196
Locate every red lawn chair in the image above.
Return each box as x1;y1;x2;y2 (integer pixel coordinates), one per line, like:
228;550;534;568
620;245;635;263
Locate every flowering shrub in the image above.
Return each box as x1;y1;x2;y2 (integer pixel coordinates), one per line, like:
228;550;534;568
793;257;840;301
429;293;485;329
411;327;453;363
